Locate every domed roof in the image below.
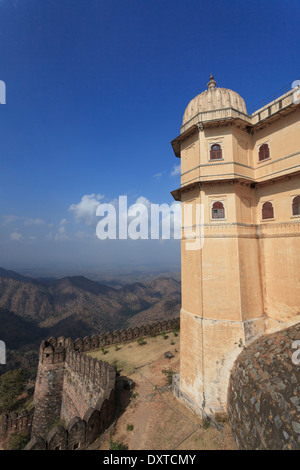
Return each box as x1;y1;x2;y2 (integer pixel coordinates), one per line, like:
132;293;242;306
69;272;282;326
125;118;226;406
182;75;247;126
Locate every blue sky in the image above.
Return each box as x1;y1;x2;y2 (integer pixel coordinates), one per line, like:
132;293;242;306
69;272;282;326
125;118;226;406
0;0;299;276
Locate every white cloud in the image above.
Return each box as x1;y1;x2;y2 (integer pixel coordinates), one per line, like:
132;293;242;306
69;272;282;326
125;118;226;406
75;230;93;239
134;196;151;208
23;218;46;226
46;227;70;242
153;172;162;181
1;215;18;226
1;215;48;226
170;164;181;177
54;225;70;241
69;193;105;225
10;232;23;241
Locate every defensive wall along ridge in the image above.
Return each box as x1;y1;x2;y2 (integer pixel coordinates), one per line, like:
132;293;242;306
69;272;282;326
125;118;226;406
1;318;180;450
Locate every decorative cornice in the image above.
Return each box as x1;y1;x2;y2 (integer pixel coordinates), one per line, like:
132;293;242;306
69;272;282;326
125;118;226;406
181;220;300;239
180;150;300;177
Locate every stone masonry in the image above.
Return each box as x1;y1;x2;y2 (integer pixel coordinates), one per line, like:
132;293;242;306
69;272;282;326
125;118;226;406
23;317;180;450
228;322;300;450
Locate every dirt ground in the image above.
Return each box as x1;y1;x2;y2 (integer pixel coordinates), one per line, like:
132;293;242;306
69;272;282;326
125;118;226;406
88;333;236;451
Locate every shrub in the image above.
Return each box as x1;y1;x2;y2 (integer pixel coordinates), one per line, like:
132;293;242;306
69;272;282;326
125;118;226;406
161;367;175;385
6;432;30;450
215;412;229;424
109;438;127;450
202;418;211;429
234;338;244;348
137;336;145;346
127;424;134;431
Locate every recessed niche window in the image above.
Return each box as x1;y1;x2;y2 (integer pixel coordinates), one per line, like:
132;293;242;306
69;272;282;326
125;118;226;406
262;201;274;220
292;195;300;216
258;143;270;161
212;201;225;219
210;144;222;160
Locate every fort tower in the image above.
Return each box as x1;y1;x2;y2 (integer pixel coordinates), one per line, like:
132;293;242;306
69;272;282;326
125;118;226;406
171;76;300;414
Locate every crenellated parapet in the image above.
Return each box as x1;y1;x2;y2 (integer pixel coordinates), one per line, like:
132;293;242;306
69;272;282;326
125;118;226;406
0;407;34;445
64;348;115;391
73;317;180;353
24;317;179;450
39;338;70;364
25;381;116;450
26;342;116;451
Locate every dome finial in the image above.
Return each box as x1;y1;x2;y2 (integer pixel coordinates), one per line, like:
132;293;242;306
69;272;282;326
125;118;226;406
207;74;217;90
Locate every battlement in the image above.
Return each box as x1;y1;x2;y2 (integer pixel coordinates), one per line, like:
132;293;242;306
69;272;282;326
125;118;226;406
22;317;179;450
0;408;34;445
73;317;180;353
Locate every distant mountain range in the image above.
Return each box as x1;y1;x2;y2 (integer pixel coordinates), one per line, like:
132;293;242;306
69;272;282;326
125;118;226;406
0;267;180;372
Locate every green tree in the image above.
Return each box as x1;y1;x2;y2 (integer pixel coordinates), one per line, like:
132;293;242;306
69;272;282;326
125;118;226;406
0;369;28;413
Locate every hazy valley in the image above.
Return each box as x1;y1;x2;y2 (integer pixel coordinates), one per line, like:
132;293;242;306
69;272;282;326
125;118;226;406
0;267;181;372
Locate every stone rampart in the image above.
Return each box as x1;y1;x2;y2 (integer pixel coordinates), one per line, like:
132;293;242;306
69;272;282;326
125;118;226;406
227;322;300;450
0;408;34;447
24;317;179;450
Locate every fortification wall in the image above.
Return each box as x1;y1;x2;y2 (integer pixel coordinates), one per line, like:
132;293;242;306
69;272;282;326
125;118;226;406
61;350;113;423
31;341;66;438
24;318;179;450
72;317;180;353
0;408;34;448
228;322;300;450
25;382;116;450
26;335;116;449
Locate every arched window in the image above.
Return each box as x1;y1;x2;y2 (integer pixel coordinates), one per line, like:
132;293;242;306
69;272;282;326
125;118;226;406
212;201;225;219
292;195;300;216
262;201;274;220
259;143;270;161
210;144;222;160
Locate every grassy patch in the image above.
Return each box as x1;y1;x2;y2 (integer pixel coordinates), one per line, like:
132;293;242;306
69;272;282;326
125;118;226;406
88;333;180;375
109;438;127;450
